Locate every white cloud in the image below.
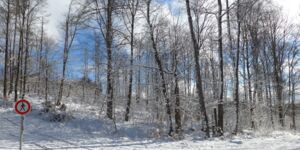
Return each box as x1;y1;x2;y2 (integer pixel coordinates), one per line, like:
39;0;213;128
273;0;300;22
44;0;300;41
45;0;71;40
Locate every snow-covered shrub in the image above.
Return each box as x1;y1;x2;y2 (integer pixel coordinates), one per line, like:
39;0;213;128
40;101;74;122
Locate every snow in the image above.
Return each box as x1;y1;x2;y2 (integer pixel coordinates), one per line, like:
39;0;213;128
1;98;300;150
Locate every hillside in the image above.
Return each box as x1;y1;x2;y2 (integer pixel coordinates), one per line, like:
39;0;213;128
1;96;300;150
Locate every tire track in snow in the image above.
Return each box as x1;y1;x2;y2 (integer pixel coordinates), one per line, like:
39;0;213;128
2;117;50;150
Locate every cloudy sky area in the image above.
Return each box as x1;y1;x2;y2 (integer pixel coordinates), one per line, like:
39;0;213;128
45;0;71;39
274;0;300;21
44;0;300;40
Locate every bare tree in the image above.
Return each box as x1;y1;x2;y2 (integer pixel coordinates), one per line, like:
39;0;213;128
234;0;241;134
185;0;210;137
265;9;287;127
3;0;10;100
14;0;26;102
57;0;86;105
38;17;44;96
288;34;299;130
106;0;114;119
216;0;224;135
146;0;174;136
92;0;115;119
22;0;45;99
169;22;183;135
44;36;55;102
123;0;139;122
93;32;102;103
9;1;19;95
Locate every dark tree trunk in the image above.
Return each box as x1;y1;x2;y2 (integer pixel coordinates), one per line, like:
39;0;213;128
146;0;174;136
185;0;210;138
45;49;49;103
38;17;44;97
57;0;79;106
3;0;10;99
106;0;114;119
234;0;241;134
291;82;296;130
225;0;234;75
41;19;48;102
271;35;284;127
125;0;138;121
9;8;18;95
15;0;26;102
57;19;70;106
21;12;31;99
245;35;254;129
217;0;224;135
19;41;24;96
136;57;141;104
173;50;181;134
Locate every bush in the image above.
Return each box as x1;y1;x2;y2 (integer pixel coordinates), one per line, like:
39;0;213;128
40;102;74;122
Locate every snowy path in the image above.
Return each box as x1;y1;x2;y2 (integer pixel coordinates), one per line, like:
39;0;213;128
0;108;100;150
1;106;300;150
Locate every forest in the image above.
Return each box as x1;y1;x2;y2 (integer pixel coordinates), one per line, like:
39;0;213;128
0;0;300;147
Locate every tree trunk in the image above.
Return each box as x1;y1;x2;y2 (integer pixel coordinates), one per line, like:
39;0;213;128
21;12;31;99
82;48;88;103
42;19;48;102
291;82;296;130
94;33;102;102
271;36;284;127
106;0;114;119
57;18;70;105
234;0;241;134
15;0;25;102
245;35;254;129
185;0;210;138
173;48;181;134
146;0;174;136
9;8;18;95
3;0;10;99
217;0;224;135
57;0;79;106
38;17;44;97
125;0;138;121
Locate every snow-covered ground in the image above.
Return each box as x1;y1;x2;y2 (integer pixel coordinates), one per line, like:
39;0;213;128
1;98;300;150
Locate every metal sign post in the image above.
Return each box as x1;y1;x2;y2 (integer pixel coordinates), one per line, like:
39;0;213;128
15;99;31;150
20;115;24;150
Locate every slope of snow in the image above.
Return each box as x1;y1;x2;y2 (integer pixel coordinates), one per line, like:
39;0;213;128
1;98;300;150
